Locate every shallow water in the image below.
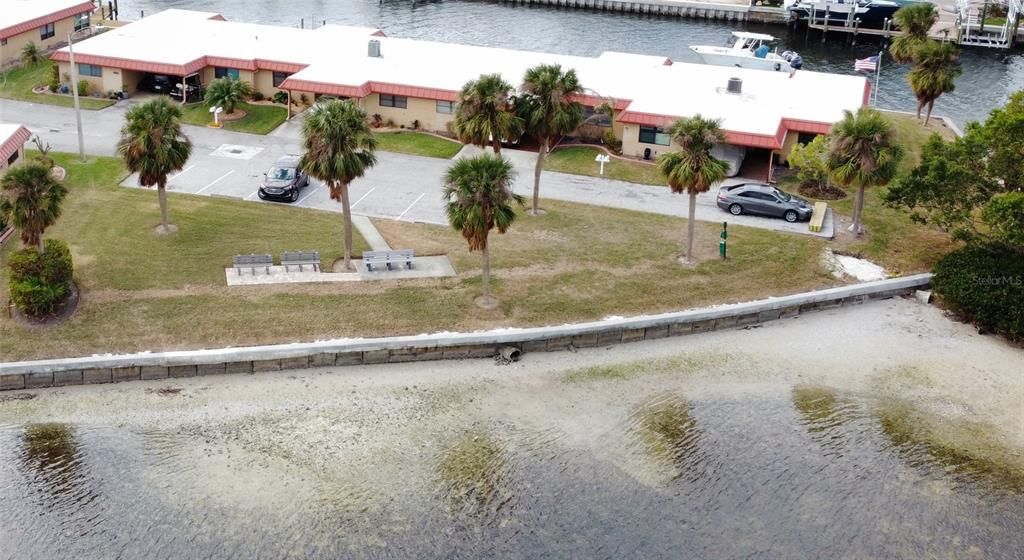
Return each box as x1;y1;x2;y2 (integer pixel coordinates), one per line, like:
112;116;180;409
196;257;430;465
114;0;1023;125
1;388;1020;559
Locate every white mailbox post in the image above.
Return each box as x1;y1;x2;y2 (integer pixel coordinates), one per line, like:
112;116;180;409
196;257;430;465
595;153;611;175
209;106;224;127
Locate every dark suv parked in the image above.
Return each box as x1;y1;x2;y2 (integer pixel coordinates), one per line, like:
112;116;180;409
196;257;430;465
716;183;813;223
140;74;173;94
258;156;310;203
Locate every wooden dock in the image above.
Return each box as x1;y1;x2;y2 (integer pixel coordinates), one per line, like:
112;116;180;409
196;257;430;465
497;0;790;23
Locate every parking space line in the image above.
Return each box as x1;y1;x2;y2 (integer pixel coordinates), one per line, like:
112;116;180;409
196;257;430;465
169;165;196;181
350;187;376;209
396;193;426;221
244;190;260;201
195;170;235;195
296;184;320;205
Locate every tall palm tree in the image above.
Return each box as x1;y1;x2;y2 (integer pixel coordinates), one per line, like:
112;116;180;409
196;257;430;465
0;163;67;254
300;99;377;271
519;64;585;215
204;77;253;115
443;154;523;306
657;115;730;263
454;74;524;154
908;41;961;125
889;3;938;63
117;98;192;234
826;108;905;236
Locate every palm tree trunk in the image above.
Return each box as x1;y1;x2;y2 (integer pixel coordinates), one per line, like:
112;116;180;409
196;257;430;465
37;236;45;255
481;242;491;297
916;101;924;120
532;138;547;215
686;191;697;262
851;185;866;236
491;138;502;155
339;181;354;271
924;100;935;125
157;181;169;230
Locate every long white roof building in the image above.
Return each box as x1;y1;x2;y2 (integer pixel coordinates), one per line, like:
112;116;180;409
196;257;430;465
53;9;868;149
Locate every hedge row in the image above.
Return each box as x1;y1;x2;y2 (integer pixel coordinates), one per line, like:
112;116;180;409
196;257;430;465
932;243;1024;341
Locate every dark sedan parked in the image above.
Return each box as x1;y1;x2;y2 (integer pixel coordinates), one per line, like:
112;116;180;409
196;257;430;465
258;156;310;203
716;183;813;223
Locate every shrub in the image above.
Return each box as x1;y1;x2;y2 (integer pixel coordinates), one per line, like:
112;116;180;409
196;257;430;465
204;78;253;114
20;42;43;68
299;93;309;106
602;129;622;153
7;239;75;317
385;118;397;128
48;64;59;93
251;91;265;102
371;113;383;128
788;135;831;188
932;243;1024;341
272;91;288;104
412;119;421;130
77;79;89;97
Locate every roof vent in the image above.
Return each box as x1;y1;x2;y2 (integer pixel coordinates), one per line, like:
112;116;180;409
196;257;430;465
727;77;742;94
368;39;381;58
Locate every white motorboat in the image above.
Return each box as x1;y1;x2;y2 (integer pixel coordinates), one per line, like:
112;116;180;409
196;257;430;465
690;32;803;73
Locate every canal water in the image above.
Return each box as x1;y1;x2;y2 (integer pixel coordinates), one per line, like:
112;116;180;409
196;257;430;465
1;389;1022;558
112;0;1024;125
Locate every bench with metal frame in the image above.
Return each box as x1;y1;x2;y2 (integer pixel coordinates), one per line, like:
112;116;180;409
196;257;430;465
232;253;273;275
363;249;414;271
281;251;320;272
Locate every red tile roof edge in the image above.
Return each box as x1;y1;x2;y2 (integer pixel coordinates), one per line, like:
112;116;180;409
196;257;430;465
0;125;32;166
0;1;95;40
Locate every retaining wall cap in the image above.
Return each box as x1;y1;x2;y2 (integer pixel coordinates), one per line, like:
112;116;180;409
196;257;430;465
0;274;931;375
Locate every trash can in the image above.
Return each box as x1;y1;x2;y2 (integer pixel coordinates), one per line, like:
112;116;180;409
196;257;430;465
643;148;652;161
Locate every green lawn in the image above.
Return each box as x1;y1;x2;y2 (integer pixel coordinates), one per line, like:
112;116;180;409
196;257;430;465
180;102;288;134
544;146;664;186
373;131;463;159
0;61;115;110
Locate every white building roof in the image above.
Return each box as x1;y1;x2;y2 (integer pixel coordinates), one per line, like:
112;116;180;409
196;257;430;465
1;0;93;39
53;9;868;145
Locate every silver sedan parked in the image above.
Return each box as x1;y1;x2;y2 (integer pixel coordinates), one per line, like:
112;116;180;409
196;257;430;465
716;183;814;223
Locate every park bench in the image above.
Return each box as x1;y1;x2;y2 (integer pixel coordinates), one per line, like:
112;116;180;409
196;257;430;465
809;202;828;233
233;253;273;275
281;250;321;272
363;249;415;271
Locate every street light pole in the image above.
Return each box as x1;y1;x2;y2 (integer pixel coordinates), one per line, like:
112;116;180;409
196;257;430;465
67;33;86;163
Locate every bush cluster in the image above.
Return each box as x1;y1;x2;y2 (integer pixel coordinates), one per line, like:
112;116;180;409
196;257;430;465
932;243;1024;341
7;239;74;317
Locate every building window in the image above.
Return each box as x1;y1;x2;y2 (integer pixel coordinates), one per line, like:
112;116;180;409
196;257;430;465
436;100;457;114
40;23;56;40
7;152;18;166
638;125;670;146
583;106;612;128
74;12;90;32
215;67;240;80
272;71;290;88
1;39;7;46
78;64;102;77
379;94;407;109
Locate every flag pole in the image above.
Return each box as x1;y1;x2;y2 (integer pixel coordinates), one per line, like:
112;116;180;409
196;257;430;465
873;50;882;107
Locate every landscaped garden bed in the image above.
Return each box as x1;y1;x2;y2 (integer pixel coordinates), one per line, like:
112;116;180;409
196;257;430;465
179;102;288;135
0;61;115;110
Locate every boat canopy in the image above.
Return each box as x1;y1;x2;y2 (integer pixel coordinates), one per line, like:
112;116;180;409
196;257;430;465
731;31;777;41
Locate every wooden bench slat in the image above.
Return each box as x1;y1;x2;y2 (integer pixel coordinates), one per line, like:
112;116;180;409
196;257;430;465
363;249;415;271
809;202;827;233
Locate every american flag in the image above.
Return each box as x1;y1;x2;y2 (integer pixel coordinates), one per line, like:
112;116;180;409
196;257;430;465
854;55;879;72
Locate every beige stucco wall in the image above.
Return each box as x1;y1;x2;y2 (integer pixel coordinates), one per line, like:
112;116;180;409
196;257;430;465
0;13;89;67
776;130;802;164
360;93;455;133
1;144;26;170
620;123;673;160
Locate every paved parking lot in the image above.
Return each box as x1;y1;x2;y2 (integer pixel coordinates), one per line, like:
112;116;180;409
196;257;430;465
121;139;834;238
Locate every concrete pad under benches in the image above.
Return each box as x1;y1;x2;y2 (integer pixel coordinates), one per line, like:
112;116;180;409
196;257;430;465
224;255;456;286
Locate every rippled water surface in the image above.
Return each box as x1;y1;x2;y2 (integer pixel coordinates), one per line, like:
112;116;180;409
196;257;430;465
1;389;1021;559
114;0;1023;125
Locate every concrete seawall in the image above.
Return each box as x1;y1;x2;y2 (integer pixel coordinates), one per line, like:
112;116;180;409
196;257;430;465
0;274;932;391
498;0;791;24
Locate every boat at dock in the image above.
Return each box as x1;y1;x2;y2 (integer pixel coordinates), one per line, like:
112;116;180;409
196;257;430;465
690;32;803;72
786;0;910;29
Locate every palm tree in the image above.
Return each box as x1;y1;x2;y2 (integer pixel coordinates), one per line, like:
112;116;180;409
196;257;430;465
0;163;67;254
116;98;193;234
519;64;585;215
204;77;253;115
657;115;730;263
443;154;523;307
20;41;44;68
454;74;524;154
826;108;905;236
889;3;938;63
908;41;961;125
300;99;377;271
